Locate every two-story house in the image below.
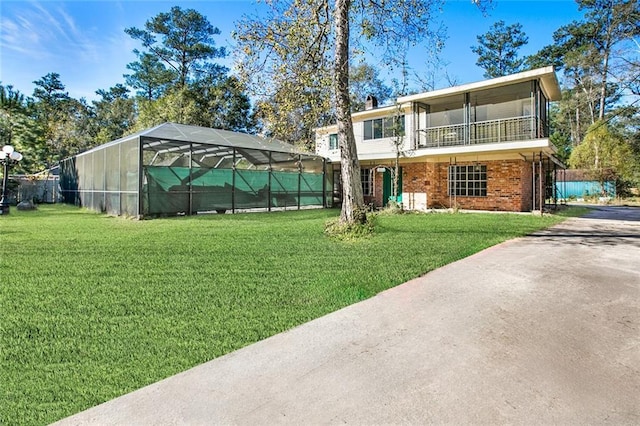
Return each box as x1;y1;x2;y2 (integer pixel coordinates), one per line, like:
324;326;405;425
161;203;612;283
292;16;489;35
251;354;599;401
315;66;563;212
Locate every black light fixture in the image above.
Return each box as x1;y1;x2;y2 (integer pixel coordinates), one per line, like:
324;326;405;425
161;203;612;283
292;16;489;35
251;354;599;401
0;145;24;215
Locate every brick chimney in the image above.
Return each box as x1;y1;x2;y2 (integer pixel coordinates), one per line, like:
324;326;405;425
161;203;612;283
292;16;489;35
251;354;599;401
365;95;378;110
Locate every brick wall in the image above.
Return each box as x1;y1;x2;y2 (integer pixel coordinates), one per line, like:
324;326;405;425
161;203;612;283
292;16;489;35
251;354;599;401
521;163;533;211
372;169;383;206
366;158;551;212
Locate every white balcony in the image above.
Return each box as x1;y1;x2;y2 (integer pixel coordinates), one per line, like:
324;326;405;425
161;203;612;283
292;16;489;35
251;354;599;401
416;116;544;149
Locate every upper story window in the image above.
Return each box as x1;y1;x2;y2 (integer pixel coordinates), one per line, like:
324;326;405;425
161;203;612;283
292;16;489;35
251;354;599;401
329;133;338;150
363;116;405;140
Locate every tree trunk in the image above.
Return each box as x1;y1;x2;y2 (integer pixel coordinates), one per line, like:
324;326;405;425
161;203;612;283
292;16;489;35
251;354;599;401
575;103;581;144
598;2;614;121
334;0;365;224
599;42;610;121
393;149;399;202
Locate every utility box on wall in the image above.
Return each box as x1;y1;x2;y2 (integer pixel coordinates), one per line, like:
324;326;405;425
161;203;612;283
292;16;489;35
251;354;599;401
403;192;427;211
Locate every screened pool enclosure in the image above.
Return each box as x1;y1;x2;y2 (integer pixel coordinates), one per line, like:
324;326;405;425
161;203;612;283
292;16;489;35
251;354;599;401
60;123;331;218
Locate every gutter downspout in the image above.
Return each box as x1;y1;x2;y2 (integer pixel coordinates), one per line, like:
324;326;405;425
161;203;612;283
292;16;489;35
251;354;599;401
532;153;536;212
539;152;543;215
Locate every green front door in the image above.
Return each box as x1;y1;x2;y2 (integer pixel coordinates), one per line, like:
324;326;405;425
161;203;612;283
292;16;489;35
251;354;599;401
382;167;402;206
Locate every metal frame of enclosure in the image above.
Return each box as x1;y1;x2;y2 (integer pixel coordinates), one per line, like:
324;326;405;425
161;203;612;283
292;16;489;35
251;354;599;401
60;123;331;218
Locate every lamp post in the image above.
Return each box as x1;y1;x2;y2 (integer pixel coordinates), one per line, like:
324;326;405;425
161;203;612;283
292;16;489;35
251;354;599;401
0;144;23;215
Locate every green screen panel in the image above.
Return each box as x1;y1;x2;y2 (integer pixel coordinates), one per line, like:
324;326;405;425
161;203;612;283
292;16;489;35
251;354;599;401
299;173;324;206
234;169;269;209
145;166;191;191
270;171;298;208
190;168;233;212
143;166;189;215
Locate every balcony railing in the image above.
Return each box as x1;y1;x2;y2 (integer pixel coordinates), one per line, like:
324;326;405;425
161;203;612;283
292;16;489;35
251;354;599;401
417;116;544;149
418;123;466;147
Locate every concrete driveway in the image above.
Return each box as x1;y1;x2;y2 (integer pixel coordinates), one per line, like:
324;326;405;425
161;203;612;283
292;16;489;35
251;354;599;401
55;206;640;425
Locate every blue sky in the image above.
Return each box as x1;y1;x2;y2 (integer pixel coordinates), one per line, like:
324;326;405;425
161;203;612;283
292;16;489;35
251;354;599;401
0;0;583;102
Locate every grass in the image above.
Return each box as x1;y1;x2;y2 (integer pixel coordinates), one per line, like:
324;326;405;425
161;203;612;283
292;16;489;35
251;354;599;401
0;204;586;425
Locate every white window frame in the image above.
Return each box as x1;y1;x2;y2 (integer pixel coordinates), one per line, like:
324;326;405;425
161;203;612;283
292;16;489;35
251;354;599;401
363;116;405;140
329;133;338;150
361;168;373;196
448;164;487;197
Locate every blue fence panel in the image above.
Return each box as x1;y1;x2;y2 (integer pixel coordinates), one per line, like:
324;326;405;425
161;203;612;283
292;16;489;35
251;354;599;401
556;181;615;198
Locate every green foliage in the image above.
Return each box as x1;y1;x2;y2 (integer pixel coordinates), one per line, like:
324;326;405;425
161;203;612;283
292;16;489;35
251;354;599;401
569;121;639;191
0;84;36;173
3;75;93;173
349;63;393;112
92;85;136;143
234;0;334;147
135;87;199;129
553;205;593;217
1;7;258;174
31;73;95;166
234;0;463;144
189;75;256;133
550;131;572;163
324;208;375;240
32;73;69;111
548;102;575;163
134;78;255;133
377;201;404;215
0;84;28;127
528;0;639;138
124;51;177;100
126;6;254;134
125;6;226;89
472;20;529;78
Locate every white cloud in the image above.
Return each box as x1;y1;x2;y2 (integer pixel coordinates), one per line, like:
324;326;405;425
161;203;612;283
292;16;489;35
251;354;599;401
1;2;103;63
1;11;53;59
0;1;133;99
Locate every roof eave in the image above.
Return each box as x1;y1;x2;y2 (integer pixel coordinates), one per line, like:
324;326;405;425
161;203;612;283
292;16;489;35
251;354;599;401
397;66;562;103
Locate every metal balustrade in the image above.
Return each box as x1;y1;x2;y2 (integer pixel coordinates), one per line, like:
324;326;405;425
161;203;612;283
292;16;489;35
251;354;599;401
417;116;543;148
418;123;466;147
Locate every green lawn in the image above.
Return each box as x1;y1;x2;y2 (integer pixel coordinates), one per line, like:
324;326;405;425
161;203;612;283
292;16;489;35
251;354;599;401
0;205;585;425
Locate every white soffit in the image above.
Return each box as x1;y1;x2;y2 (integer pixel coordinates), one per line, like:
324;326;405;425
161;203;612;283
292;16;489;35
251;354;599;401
411;139;556;158
397;66;561;104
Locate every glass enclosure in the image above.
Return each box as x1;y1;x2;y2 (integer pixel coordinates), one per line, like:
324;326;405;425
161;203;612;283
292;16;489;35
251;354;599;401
415;80;548;148
60;137;139;217
60;123;330;218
